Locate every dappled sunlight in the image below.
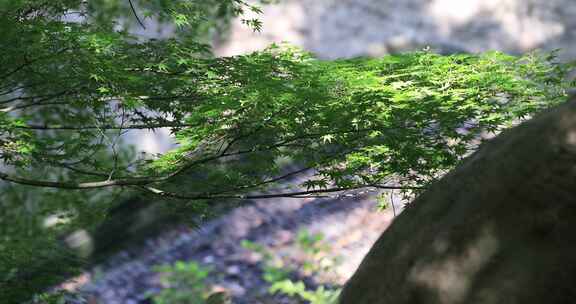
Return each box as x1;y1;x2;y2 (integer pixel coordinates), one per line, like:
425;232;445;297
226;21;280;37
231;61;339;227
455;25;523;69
65;229;94;258
43;212;73;228
409;225;499;304
59;273;92;293
307;204;395;284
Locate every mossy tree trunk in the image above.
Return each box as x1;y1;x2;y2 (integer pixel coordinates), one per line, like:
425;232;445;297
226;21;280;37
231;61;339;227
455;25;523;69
340;96;576;304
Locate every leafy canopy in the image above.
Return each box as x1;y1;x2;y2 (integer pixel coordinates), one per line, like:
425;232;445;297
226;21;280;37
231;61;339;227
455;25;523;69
0;0;574;302
1;45;572;197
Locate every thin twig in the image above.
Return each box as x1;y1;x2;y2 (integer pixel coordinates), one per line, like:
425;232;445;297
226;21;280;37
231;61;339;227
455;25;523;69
16;122;197;130
128;0;146;29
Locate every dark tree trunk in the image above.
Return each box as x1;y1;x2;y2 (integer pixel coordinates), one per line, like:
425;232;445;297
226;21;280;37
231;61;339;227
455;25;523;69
339;96;576;304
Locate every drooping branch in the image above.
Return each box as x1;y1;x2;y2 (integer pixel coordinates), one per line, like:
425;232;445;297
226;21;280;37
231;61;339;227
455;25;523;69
128;0;146;29
0;48;70;81
137;184;413;201
16;122;197;130
0;168;417;198
0;170;161;189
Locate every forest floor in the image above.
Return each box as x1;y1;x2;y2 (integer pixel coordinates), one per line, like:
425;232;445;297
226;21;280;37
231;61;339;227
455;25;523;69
73;190;397;303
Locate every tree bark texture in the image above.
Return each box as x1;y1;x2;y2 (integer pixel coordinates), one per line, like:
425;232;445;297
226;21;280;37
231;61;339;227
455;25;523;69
339;96;576;304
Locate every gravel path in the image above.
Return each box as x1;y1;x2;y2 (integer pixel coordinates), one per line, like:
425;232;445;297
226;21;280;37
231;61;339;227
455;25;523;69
77;191;395;303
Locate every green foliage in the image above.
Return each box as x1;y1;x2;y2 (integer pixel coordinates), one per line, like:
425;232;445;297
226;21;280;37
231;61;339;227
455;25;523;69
242;230;342;303
29;290;86;304
3;44;572;196
295;230;341;276
376;193;390;210
0;184;122;302
151;233;344;304
241;239;291;283
152;261;212;304
269;280;340;304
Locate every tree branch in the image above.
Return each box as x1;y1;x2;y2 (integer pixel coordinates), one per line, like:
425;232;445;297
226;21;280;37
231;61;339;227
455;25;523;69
138;185;361;200
0;170;160;189
138;183;419;201
128;0;146;29
16;122;197;130
0;48;70;81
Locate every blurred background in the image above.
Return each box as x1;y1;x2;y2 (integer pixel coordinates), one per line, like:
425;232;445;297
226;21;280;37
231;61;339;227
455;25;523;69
215;0;576;59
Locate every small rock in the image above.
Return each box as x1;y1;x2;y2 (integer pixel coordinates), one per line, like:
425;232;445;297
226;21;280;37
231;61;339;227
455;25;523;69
223;281;246;297
226;265;241;276
204;255;215;263
272;230;293;246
